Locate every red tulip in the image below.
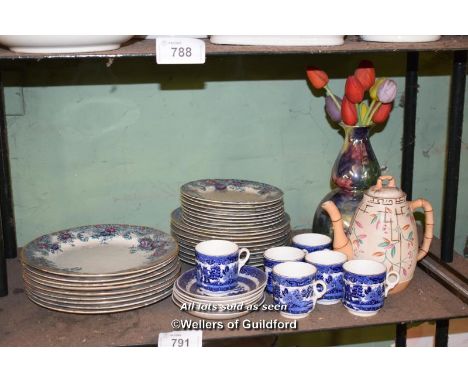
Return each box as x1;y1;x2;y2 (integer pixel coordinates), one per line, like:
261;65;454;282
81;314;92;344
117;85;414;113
372;103;393;124
345;75;365;103
306;67;329;89
341;96;358;126
354;60;375;90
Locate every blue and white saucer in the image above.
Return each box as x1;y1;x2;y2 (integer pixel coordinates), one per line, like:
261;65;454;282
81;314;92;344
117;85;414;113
175;265;266;300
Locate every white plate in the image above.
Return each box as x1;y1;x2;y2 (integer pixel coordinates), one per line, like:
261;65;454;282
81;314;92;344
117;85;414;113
360;35;441;43
0;35;134;53
23;260;180;289
26;288;173;314
181;193;283;210
26;277;176;304
181;195;283;214
172;208;290;234
171;227;291;247
23;265;181;292
21;255;178;284
210;35;345;46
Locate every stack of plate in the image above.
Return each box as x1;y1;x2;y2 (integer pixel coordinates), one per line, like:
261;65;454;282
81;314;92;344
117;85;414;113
172;266;266;320
20;224;180;314
171;179;292;266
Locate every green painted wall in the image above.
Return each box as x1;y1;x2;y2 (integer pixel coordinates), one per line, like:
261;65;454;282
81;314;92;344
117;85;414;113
3;52;467;256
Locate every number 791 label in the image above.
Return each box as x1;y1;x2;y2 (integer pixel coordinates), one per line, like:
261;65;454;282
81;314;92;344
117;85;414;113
156;37;206;64
158;330;203;347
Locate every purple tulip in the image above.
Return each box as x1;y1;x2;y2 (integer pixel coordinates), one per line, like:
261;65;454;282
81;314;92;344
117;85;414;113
377;79;397;103
325;95;342;122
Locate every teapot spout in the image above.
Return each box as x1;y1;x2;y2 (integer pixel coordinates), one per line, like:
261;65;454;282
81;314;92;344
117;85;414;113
321;201;354;260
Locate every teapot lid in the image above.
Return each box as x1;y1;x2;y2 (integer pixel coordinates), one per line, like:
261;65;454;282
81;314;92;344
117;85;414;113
365;176;406;199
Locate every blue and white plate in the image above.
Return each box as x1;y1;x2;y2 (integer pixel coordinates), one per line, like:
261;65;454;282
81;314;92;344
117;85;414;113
181;179;283;205
21;224;178;276
172;292;265;320
175;265;266;300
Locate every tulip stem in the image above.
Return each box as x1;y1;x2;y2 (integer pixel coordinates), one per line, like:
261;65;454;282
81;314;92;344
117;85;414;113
324;85;341;110
356;104;361;125
366;101;382;124
364;99;376;125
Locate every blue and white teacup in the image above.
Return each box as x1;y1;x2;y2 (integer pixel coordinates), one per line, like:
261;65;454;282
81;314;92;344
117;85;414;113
292;233;332;253
272;262;327;319
305;250;347;305
195;240;250;293
343;259;400;317
264;246;308;294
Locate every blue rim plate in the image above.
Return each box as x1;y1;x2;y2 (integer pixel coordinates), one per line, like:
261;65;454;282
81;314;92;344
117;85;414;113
175;265;266;300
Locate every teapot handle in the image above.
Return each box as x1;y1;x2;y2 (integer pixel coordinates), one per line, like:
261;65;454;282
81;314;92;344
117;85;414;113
375;175;396;189
409;198;434;261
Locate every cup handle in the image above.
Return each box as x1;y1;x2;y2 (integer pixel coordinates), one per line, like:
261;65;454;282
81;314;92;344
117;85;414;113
238;248;250;273
384;271;400;297
312;280;327;303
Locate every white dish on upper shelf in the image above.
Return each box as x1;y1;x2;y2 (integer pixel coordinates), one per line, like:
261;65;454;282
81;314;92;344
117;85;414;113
0;35;133;53
210;35;345;46
360;35;441;43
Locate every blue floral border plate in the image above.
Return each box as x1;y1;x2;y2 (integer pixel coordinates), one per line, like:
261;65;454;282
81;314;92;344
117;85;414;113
181;179;283;204
21;224;178;276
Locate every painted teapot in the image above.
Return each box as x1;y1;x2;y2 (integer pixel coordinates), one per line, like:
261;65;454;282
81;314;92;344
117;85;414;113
321;175;434;294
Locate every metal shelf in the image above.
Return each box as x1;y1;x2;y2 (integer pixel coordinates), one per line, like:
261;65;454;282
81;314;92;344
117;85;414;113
0;36;467;61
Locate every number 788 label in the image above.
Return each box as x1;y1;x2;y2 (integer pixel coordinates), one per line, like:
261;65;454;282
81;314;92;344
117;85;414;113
156;37;206;64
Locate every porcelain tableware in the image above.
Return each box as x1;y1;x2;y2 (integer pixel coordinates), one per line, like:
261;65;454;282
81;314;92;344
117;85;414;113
210;35;345;46
272;262;327;319
20;225;181;314
181;179;283;205
263;247;307;294
342;259;400;317
292;233;332;253
175;266;266;300
321;175;434;293
305;250;347;305
172;293;265;320
0;35;134;53
195;240;250;293
21;224;178;276
360;35;441;43
26;287;173;314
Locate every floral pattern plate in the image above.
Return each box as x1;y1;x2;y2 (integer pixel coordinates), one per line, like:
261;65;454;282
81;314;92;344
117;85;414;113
22;261;181;290
26;287;173;314
181;179;283;204
21;224;178;276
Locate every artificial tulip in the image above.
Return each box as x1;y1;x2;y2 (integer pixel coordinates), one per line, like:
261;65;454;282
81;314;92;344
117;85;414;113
377;79;397;103
354;60;375;90
370;78;385;100
306;67;329;89
345;75;365;103
341;96;358;126
325;95;342;122
372;103;393;124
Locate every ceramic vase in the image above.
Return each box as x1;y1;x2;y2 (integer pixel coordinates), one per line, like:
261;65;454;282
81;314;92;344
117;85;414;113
313;125;381;237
